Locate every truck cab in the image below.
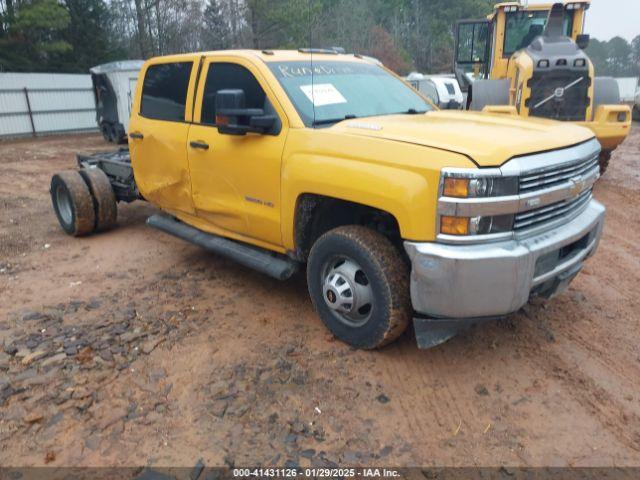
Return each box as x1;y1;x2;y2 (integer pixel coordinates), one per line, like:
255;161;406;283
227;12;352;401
51;49;606;350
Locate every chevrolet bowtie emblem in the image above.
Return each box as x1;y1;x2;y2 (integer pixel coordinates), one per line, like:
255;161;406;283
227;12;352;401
569;176;585;197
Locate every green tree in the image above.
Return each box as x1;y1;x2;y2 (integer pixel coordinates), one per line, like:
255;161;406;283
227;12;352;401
0;0;71;71
606;36;632;76
59;0;121;72
631;34;640;76
202;0;231;50
585;37;608;74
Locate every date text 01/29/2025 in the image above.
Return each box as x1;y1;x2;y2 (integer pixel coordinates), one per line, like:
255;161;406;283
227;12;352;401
232;468;401;478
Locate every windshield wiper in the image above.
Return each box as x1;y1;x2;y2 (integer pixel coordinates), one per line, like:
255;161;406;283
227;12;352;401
402;108;428;114
312;114;357;126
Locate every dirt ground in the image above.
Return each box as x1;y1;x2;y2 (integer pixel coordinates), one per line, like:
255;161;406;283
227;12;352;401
0;126;639;470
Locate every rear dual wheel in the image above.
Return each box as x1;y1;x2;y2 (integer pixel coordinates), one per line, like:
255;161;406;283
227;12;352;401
50;169;117;236
80;168;117;232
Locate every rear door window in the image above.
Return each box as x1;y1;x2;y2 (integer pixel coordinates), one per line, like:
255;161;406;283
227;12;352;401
140;62;193;121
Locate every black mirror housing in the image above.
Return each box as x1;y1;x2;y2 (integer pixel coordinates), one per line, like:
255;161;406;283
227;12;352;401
214;89;276;135
576;33;590;50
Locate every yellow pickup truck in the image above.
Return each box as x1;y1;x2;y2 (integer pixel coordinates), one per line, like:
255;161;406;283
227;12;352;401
50;49;605;349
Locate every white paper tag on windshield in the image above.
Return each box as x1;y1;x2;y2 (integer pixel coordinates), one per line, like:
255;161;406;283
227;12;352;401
300;83;347;106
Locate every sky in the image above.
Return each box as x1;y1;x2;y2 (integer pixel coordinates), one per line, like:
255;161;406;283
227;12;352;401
527;0;639;42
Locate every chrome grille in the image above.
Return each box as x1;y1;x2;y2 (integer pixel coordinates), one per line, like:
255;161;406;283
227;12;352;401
519;153;599;193
515;188;592;231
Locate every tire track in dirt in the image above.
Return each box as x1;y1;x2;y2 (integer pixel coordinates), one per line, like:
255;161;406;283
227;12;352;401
393;345;463;442
518;321;640;453
559;327;640;392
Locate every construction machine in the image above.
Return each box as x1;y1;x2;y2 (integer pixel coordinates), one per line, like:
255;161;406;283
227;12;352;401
454;0;631;173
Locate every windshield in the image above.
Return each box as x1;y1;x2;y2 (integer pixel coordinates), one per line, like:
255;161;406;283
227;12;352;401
504;10;574;56
268;60;432;127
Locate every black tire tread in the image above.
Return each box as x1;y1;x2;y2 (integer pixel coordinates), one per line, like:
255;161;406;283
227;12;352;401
308;225;411;349
51;170;95;236
599;150;611;175
80;168;117;232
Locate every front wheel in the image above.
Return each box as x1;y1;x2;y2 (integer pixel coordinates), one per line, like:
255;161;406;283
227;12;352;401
599;150;611;175
307;226;411;349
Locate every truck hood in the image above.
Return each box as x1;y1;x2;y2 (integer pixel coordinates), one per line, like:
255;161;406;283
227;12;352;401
332;110;595;167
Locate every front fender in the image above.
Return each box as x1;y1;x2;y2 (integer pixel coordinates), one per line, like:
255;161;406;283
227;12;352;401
280;129;475;251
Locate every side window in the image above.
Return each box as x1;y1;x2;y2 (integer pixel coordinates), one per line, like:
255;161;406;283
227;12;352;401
140;62;193;121
444;82;456;96
419;80;439;105
201;62;267;126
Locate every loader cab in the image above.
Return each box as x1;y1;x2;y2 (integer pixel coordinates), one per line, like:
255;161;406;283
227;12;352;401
454;0;589;84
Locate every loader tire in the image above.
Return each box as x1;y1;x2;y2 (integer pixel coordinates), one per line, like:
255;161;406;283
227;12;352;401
599;150;611;175
50;170;95;236
307;225;411;349
100;122;111;143
80;168;117;232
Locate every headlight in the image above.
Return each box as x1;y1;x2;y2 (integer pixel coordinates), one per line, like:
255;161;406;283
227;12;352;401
442;176;518;198
439;171;518;237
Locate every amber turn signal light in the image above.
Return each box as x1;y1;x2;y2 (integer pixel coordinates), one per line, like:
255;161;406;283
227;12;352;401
443;178;469;198
441;216;469;235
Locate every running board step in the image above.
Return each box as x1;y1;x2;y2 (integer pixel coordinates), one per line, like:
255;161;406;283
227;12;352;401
146;214;298;281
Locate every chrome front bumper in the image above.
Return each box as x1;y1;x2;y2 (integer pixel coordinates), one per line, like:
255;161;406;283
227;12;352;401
404;199;605;319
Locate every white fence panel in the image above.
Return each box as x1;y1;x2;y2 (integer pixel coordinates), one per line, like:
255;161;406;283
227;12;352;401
0;72;98;138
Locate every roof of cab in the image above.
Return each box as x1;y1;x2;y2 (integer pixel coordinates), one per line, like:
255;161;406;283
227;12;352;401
145;49;374;65
493;0;590;11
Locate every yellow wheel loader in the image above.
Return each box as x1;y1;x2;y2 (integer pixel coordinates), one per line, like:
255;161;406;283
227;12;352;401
454;0;631;173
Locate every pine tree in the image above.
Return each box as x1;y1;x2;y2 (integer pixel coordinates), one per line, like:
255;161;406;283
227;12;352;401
60;0;122;72
202;0;231;50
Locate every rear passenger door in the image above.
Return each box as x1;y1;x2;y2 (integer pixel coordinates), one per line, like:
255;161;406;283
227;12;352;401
187;57;288;248
129;58;199;215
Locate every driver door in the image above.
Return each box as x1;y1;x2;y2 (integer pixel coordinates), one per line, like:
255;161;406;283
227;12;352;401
187;57;288;248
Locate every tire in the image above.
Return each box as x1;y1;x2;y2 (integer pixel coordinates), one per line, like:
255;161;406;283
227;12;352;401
80;168;117;232
593;77;621;110
307;225;411;349
107;124;117;143
100;122;111;142
598;150;611;175
50;170;95;236
114;124;128;144
468;79;510;111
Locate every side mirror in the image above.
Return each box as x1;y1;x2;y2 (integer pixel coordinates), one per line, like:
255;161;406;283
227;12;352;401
576;34;590;50
215;89;276;135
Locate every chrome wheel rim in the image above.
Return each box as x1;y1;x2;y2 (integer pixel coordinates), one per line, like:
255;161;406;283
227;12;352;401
321;256;373;327
56;186;73;225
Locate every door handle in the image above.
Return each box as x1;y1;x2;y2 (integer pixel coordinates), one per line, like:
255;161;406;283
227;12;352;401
190;141;209;150
129;132;144;140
